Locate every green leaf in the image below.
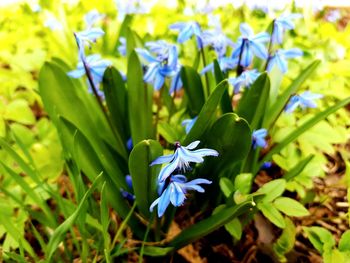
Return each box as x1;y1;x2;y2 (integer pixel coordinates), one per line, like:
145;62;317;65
4;99;36;125
126;27;143;58
273;218;296;262
283;155;314;181
219;177;235;198
39;62;127;160
183;80;229;145
127;51;154;144
264;60;321;128
213;59;231;113
103;67;129;142
224;218;242;240
258;96;350;172
46;173;103;260
158;122;179;143
129;140;163;217
274;197;310;217
168;200;254;249
258;202;286;228
303;226;335;254
142;246;174;256
237;73;270;130
234;173;253;194
206;113;251;173
339;230;350;252
257;179;286;202
181;66;205;117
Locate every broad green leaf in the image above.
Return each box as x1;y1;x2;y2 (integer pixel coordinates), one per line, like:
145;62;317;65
323;249;346;263
181;66;205;117
127;51;154;144
219;177;235;198
274;197;310;217
213;59;231;113
283;155;314;181
273;218;296;262
234;173;253;194
258;96;350;172
264;60;321;128
39;62;127;161
103;67;129;143
258;202;286;228
57;118;145;239
224;218;242;240
183;80;229;145
303;226;335;254
237;73;270;130
46;174;102;260
339;230;350;252
257;179;286;202
129;140;163;217
206;113;251;173
168;200;254;249
126;27;143;58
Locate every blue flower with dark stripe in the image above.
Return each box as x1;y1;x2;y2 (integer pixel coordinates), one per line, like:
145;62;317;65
151;141;218;182
67;54;112;87
232;23;270;67
150;175;212;217
228;69;260;94
272;13;302;44
285;91;323;113
170;21;203;48
267;48;303;73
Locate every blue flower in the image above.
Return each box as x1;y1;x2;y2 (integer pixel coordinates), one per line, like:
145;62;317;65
115;0;150;21
44;17;63;31
67;54;112;87
31;4;41;13
182;116;198;134
136;45;180;91
261;162;272;170
252;129;268;149
150;174;212;217
169;21;203;48
120;174;135;202
85;9;105;28
231;23;270;67
326;10;341;23
169;67;183;94
202;17;234;58
75;28;105;50
118;37;127;56
145;40;175;61
272;13;302;44
228;69;260;94
285;91;323;113
151;141;219;182
201;57;238;74
267;48;303;73
202;30;235;58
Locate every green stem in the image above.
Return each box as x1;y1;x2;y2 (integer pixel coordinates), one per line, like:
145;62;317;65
264;20;275;71
200;47;210;97
139;214;154;263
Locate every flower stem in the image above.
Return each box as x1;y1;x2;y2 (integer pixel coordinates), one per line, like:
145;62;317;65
264;20;275;71
200;47;210;97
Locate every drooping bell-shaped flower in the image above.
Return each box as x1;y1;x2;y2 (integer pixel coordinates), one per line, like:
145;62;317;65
267;48;303;73
228;69;260;94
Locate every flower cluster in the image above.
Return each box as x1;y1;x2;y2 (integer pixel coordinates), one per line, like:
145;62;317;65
150;141;218;217
136;41;182;92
